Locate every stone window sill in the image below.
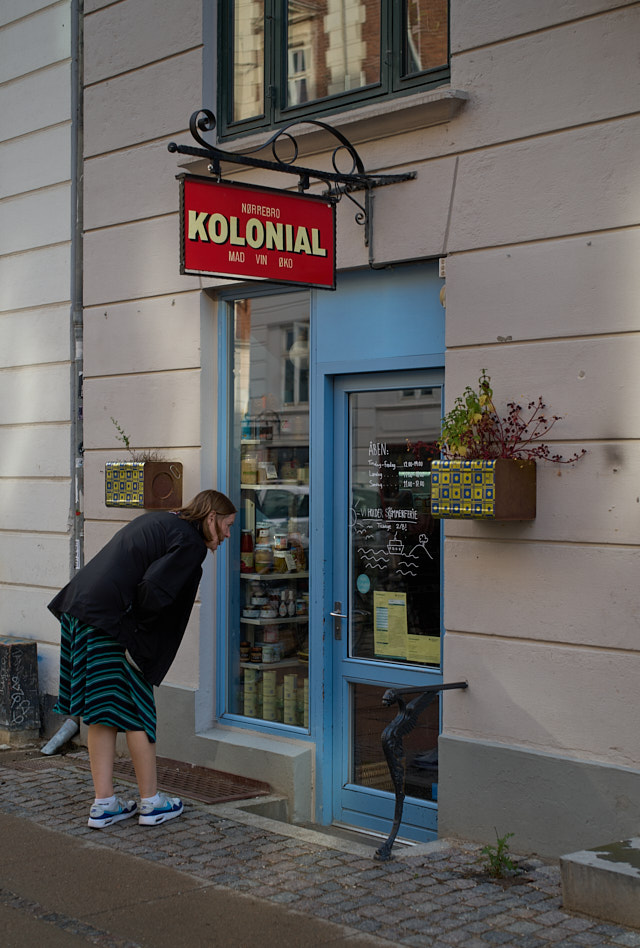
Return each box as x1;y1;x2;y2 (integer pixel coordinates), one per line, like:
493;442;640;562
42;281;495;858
178;88;469;176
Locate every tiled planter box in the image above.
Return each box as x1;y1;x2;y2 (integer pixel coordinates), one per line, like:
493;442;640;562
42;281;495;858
430;458;536;521
105;461;183;509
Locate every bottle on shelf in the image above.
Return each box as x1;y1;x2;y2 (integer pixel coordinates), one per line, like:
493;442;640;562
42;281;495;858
240;529;254;573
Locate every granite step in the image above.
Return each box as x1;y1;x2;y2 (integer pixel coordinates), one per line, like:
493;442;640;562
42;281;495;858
560;837;640;928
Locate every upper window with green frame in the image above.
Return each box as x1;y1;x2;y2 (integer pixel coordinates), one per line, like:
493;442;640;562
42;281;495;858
218;1;449;139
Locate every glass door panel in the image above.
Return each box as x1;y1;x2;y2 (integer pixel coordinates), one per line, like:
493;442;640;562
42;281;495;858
352;682;439;803
332;371;444;840
349;386;442;666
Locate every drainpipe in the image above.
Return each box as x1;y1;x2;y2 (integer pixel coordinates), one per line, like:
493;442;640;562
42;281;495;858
42;0;85;758
70;0;84;572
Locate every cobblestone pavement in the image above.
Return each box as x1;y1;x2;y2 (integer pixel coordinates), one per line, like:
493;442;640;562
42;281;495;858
1;750;639;948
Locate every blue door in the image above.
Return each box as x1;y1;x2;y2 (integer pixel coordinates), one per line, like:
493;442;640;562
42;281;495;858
330;369;444;841
311;262;445;840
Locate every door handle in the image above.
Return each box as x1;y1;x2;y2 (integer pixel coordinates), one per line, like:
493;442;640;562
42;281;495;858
330;601;346;640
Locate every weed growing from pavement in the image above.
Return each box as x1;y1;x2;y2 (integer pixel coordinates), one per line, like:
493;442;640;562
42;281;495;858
479;830;518;878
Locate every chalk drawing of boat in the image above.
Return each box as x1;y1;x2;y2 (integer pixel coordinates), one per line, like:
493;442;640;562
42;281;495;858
387;537;403;555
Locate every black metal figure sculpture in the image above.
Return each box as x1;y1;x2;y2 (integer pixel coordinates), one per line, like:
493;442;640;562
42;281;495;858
374;681;468;862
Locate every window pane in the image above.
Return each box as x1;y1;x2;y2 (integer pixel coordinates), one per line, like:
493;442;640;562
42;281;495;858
229;293;311;729
349;387;442;667
352;682;439;802
287;0;381;108
403;0;448;76
232;0;265;121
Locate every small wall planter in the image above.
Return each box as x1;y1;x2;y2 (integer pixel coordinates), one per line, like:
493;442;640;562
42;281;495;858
105;461;183;509
431;458;536;521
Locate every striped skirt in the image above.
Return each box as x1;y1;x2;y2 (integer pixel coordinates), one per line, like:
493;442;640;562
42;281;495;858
54;613;156;743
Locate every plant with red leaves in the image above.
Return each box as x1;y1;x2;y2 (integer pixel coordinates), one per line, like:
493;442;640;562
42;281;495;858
438;370;586;463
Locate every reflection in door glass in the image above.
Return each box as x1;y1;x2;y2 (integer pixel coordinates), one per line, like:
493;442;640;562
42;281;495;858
349;387;442;666
351;682;439;802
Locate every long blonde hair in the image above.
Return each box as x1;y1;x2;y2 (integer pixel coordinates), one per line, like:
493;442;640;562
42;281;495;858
177;490;237;523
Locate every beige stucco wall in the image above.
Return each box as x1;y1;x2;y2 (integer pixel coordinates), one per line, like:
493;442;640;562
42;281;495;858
7;0;631;838
81;0;209;692
0;0;75;699
438;0;640;782
207;0;635;842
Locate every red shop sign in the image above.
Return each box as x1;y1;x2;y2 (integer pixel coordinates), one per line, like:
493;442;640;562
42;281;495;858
179;175;336;289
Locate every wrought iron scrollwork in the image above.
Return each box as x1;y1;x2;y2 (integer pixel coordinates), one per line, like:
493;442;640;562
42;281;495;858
168;108;416;254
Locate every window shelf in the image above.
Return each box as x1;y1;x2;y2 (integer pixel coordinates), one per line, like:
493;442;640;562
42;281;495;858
240;659;304;671
241;482;309;491
241;571;309;581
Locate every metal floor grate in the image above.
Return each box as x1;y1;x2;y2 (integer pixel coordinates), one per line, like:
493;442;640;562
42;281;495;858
4;752;271;805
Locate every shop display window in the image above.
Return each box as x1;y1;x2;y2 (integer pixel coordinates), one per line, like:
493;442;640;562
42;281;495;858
228;292;310;728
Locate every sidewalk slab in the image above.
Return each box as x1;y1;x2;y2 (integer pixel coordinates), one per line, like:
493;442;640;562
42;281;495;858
3;748;640;947
0;811;393;948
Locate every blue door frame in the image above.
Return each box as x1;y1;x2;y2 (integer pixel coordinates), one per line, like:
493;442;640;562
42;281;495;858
310;263;446;837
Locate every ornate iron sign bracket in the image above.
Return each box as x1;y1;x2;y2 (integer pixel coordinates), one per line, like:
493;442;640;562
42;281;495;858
168;109;416;263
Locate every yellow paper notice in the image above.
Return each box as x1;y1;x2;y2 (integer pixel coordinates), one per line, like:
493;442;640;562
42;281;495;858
374;591;408;659
407;634;441;664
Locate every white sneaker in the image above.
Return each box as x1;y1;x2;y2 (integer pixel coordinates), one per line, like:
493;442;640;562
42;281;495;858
138;792;183;826
88;797;137;829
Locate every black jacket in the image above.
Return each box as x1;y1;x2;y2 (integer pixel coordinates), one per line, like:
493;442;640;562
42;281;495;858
48;511;208;685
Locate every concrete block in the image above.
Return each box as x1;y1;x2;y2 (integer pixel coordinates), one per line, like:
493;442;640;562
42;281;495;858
83;217;202;305
443;540;640;653
84;0;202;85
438;735;640;858
449;116;640;250
83;371;201;450
0;244;70;312
83;294;201;375
442;630;640;766
0;2;70;85
84;142;184;230
0;183;71;256
83;50;201;158
451;0;628;53
0;304;71;369
0;423;71;477
0;637;40;743
0;533;72;590
0;62;70;143
561;838;640;928
0;124;71;199
0;363;71;426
